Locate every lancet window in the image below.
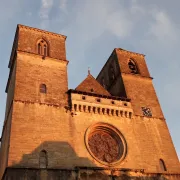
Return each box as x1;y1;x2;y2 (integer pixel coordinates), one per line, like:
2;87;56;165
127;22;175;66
37;39;48;56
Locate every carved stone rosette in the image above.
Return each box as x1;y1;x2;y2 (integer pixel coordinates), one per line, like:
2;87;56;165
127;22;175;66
85;123;127;166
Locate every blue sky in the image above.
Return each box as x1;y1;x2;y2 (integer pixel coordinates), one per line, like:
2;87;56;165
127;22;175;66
0;0;180;159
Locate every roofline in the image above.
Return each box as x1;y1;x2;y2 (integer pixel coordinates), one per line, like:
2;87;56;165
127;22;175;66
8;24;67;69
18;24;67;40
116;48;145;57
96;48;146;80
68;89;131;102
75;73;111;96
8;26;19;68
96;49;116;80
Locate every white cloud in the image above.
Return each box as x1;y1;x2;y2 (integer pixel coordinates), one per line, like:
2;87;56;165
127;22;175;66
26;12;32;17
39;0;54;28
64;0;135;42
39;0;54;19
106;12;133;38
149;11;177;41
59;0;68;13
130;0;145;14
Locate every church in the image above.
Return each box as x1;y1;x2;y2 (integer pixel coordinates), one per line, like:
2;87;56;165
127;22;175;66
0;24;180;179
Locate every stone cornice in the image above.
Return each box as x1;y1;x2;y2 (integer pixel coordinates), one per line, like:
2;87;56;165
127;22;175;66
121;72;153;80
18;24;67;39
17;50;69;64
68;89;130;102
116;48;145;57
14;99;63;108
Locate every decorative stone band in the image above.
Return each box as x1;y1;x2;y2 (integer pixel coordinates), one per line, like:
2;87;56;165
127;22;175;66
70;91;133;118
71;103;133;118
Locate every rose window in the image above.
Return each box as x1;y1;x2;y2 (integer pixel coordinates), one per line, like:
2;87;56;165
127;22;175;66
85;123;126;165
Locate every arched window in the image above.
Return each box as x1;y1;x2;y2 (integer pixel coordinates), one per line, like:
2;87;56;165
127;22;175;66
38;43;41;54
40;84;47;93
128;59;139;74
159;159;167;171
109;65;115;83
37;39;48;56
39;150;48;168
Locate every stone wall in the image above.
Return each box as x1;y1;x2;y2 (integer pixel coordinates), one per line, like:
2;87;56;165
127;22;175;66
6;100;180;172
17;25;66;60
2;168;180;180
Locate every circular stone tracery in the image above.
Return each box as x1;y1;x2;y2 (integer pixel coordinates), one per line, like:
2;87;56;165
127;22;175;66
88;131;119;163
86;123;126;165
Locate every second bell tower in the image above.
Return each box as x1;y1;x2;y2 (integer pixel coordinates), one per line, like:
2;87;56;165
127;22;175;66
97;48;164;118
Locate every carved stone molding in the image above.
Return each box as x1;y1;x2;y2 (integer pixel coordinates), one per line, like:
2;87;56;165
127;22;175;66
72;103;133;118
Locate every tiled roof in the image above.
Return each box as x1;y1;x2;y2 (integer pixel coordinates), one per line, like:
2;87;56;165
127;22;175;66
75;74;111;96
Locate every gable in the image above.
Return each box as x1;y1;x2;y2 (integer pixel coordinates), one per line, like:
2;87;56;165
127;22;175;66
76;74;110;96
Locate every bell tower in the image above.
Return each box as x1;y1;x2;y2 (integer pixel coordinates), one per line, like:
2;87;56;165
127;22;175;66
97;48;163;118
0;24;69;180
96;48;180;173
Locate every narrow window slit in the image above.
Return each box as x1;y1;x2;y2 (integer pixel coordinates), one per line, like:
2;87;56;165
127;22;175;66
74;104;77;111
102;108;105;114
38;43;41;54
125;111;127;117
129;112;132;118
93;107;96;113
83;105;86;112
120;111;123;117
116;110;119;116
88;106;91;113
79;105;82;112
111;109;114;115
107;109;110;115
97;107;100;114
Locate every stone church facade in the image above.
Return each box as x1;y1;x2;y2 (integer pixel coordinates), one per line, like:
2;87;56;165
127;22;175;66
0;24;180;179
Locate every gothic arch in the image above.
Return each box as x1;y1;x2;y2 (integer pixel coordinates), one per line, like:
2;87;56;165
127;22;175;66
128;58;139;74
36;38;49;56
